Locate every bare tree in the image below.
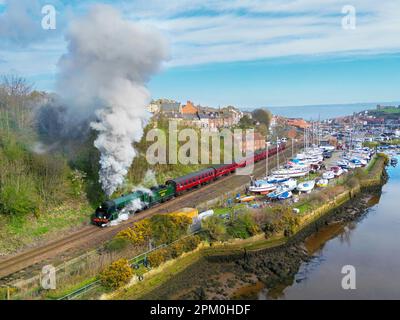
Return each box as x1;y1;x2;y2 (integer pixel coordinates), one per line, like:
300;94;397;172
1;74;32;97
0;74;34;131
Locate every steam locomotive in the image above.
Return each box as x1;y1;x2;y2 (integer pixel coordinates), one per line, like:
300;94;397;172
91;144;286;226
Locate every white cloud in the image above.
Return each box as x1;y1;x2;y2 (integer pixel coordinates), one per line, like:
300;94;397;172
121;0;400;66
1;0;400;86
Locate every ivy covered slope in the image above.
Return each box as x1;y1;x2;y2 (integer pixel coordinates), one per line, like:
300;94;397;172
0;76;96;254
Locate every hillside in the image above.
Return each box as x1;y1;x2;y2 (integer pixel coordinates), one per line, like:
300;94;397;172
0;76;208;254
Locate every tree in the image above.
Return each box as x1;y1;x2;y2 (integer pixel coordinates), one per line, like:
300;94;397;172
251;108;272;129
0;75;34;131
237;114;254;129
258;123;268;138
99;258;133;289
150;214;192;245
227;212;260;239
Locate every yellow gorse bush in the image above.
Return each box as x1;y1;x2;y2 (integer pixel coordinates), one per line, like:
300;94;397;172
99;258;133;289
116;219;151;245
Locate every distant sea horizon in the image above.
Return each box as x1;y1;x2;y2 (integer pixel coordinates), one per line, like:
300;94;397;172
245;102;400;120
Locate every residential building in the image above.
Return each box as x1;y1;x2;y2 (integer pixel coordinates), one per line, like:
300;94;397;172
181;101;198;114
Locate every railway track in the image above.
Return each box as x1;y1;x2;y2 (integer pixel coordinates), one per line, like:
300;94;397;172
0;143;301;280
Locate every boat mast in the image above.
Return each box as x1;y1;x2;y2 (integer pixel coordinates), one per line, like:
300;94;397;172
292;138;294;158
266;142;269;177
276;137;279;170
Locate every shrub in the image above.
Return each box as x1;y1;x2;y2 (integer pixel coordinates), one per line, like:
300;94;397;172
262;206;300;238
170;241;185;258
0;176;41;216
147;248;169;268
115;219;151;246
263;221;281;237
69;169;87;197
346;177;360;189
150;214;192;245
99;259;133;289
353;168;367;179
308;191;329;207
147;235;201;267
181;235;201;251
282;211;300;237
227;213;260;239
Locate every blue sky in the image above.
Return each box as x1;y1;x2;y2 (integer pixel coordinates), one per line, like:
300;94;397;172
0;0;399;107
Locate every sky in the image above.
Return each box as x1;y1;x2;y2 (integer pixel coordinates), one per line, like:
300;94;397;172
0;0;399;108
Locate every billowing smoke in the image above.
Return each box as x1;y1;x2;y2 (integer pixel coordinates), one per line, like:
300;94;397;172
142;169;158;188
56;5;169;197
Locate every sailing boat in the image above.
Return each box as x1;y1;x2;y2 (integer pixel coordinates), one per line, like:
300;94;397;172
267;178;297;200
296;180;316;193
249;144;276;194
248;179;277;193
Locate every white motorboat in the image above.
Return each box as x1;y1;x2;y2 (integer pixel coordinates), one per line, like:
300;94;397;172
322;171;335;180
337;159;349;168
266;176;289;184
331;166;344;177
319;145;335;152
272;167;309;179
268;186;291;200
280;178;298;191
296;180;316;193
278;191;293;200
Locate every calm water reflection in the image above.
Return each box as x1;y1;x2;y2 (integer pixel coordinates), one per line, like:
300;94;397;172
261;157;400;299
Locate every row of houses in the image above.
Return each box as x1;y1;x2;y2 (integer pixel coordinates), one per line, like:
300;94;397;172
148;99;243;129
148;99;268;153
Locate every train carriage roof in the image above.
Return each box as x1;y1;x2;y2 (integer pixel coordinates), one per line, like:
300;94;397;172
167;167;215;184
210;163;237;170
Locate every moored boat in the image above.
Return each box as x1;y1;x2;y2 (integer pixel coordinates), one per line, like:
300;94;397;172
249;180;277;193
277;191;292;200
322;171;335;180
331;166;344;177
236;195;256;203
296;180;316;193
316;178;329;187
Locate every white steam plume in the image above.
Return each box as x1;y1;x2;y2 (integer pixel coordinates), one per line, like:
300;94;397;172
56;5;169;197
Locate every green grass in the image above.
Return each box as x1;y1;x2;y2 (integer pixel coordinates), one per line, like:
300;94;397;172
212;203;247;216
296;202;313;214
378;108;400;114
44;276;98;300
365;156;377;173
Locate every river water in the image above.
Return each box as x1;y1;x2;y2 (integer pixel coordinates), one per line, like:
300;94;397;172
260;156;400;300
